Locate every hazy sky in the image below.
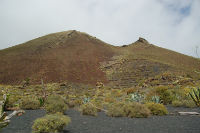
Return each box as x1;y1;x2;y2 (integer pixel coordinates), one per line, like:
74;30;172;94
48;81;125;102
0;0;199;57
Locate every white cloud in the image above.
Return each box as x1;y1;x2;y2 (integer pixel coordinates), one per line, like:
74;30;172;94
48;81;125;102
0;0;199;57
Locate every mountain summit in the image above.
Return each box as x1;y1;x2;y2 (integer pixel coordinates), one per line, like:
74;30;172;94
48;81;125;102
137;37;149;44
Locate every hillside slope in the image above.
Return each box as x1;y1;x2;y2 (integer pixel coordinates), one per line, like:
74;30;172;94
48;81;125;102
0;30;117;85
0;31;199;87
100;38;200;88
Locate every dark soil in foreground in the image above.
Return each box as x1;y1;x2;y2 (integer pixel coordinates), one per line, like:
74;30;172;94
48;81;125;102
2;107;200;133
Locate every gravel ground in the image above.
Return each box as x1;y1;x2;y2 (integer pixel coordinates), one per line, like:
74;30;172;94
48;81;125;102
2;110;45;133
2;107;200;133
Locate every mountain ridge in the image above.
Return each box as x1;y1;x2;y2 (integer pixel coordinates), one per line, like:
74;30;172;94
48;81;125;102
0;30;199;87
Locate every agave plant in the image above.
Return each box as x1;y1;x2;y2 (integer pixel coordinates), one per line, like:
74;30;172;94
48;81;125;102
129;92;145;103
151;96;160;103
83;97;90;104
189;87;200;107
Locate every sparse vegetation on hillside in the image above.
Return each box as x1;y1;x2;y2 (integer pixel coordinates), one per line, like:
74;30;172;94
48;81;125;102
0;30;200;133
0;30;200;87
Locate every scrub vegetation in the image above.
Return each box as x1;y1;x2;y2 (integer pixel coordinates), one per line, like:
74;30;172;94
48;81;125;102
0;31;200;132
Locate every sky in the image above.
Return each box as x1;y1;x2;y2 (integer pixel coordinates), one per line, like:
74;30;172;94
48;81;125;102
0;0;199;57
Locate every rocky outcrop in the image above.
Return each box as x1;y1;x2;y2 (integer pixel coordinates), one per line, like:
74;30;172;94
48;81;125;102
138;37;149;44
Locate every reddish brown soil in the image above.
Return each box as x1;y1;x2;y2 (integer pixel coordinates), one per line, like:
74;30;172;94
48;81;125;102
0;31;116;85
0;31;199;85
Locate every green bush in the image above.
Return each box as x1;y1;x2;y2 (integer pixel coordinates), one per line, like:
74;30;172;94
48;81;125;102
20;97;40;110
155;86;173;104
145;102;168;116
32;113;71;133
124;102;151;118
106;102;151;118
172;100;196;108
172;100;182;107
106;102;126;117
183;100;196;108
45;95;68;114
91;101;103;112
80;103;97;116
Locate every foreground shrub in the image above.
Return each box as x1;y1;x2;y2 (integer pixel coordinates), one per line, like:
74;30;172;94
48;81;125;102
91;100;103;112
80;103;97;116
124;102;151;118
45;95;68;114
32;113;71;133
183;100;196;108
106;102;151;118
172;100;196;108
20;97;40;110
172;100;182;107
106;102;126;117
170;88;185;101
145;102;168;116
155;86;173;104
